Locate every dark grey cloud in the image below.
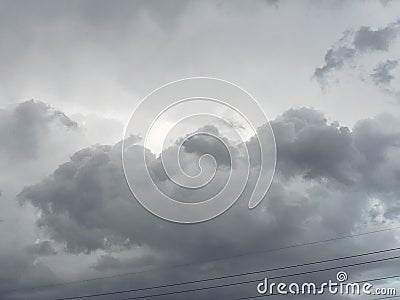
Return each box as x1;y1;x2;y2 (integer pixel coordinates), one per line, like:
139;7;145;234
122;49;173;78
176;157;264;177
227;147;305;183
0;100;127;300
370;59;400;100
179;125;235;166
314;19;400;87
270;107;356;185
1;2;400;299
314;46;356;86
18;144;133;254
0;100;77;160
19;107;400;252
10;107;400;299
371;59;399;85
353;25;396;51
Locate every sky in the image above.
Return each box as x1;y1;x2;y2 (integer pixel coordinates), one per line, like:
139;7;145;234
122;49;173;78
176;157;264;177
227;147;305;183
1;1;400;299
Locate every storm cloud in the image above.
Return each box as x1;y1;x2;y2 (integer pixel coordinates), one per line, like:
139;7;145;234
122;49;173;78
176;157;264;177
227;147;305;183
2;1;400;300
12;107;400;299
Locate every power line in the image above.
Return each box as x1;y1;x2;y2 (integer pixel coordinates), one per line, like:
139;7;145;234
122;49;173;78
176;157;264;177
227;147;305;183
49;254;400;300
232;274;400;300
50;246;400;300
117;255;400;300
8;225;400;295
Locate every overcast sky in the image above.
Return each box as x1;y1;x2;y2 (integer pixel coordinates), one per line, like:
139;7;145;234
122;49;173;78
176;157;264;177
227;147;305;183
1;1;400;300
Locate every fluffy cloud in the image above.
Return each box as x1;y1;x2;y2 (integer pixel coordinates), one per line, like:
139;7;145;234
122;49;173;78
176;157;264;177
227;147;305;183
12;107;400;299
269;108;356;184
2;2;400;299
0;100;77;160
0;100;126;299
19;107;400;251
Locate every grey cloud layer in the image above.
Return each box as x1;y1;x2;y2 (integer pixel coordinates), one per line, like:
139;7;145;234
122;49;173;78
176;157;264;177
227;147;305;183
11;106;400;299
2;1;400;299
19;107;400;251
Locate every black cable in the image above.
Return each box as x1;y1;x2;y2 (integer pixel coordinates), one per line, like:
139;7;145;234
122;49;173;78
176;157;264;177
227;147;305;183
51;246;400;300
8;225;400;295
116;255;400;300
232;274;400;300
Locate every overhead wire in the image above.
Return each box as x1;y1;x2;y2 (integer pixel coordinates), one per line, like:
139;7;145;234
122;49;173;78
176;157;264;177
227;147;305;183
7;225;400;295
48;246;400;300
